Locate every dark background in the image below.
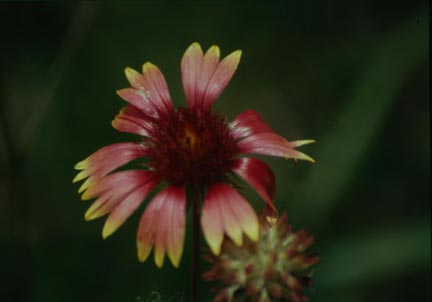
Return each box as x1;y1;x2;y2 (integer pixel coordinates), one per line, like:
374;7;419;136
0;1;429;302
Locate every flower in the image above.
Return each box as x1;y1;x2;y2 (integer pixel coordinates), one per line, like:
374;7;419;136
73;42;314;268
204;213;319;302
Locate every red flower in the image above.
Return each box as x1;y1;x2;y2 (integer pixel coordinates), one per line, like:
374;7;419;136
73;42;314;268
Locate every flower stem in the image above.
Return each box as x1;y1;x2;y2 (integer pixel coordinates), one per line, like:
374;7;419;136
192;198;201;302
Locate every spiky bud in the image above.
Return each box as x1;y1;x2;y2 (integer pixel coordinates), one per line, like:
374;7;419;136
204;213;319;302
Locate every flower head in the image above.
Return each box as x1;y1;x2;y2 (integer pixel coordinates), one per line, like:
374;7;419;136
73;42;314;268
204;213;319;302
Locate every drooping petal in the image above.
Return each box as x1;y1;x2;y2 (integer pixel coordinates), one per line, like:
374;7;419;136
119;64;173;116
200;188;224;255
225;187;260;243
181;42;242;110
231;157;276;214
73;143;149;193
181;42;204;108
230;109;275;140
112;105;156;137
202;183;259;255
237;133;315;163
137;186;186;268
102;179;158;238
165;189;187;267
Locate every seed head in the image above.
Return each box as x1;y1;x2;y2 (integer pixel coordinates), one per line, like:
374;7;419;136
204;213;319;302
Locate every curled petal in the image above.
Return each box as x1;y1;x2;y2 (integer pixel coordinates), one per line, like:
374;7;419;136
231;157;276;215
137;186;186;268
202;183;259;255
230;109;274;140
181;42;241;110
73;143;149;193
237;133;315;163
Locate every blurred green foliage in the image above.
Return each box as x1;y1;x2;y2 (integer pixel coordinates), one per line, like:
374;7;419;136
0;2;429;302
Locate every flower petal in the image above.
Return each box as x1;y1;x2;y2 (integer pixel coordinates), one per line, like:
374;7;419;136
116;88;158;117
73;143;149;193
166;189;187;267
237;133;315;163
201;49;241;110
84;170;156;220
112;106;156;137
141;62;173;112
230;109;275;140
202;183;259;255
102;179;158;239
181;42;241;110
231;157;276;214
196;45;220;108
201;188;224;255
122;64;173;115
181;42;204;108
137;186;186;268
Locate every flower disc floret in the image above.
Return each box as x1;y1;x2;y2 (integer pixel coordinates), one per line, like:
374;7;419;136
147;107;238;186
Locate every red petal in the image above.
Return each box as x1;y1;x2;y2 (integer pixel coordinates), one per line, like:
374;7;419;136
112;106;156;137
83;170;156;220
137;186;186;267
73;143;149;192
102;180;157;238
196;45;220;108
181;42;204;108
237;133;315;162
181;42;241;110
141;63;173;112
83;169;153;200
230;109;275;140
201;187;224;255
117;88;159;117
231;157;276;213
202;183;259;255
122;64;173;115
201;49;241;110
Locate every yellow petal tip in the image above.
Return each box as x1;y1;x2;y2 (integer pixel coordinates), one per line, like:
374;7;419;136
137;241;152;263
209;243;221;256
74;160;87;170
102;224;114;239
293;139;316;147
231;49;242;60
154;252;165;268
171;259;180;268
291;151;315;163
207;45;220;55
142;61;157;72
